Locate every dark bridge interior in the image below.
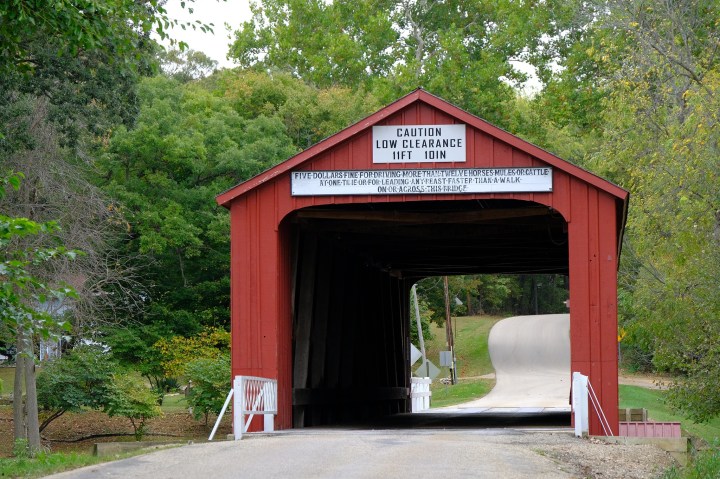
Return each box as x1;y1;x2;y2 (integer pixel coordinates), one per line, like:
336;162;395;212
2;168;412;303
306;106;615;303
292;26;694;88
285;199;569;427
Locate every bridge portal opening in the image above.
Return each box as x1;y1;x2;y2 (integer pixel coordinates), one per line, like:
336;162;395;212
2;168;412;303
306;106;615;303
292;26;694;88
286;200;569;428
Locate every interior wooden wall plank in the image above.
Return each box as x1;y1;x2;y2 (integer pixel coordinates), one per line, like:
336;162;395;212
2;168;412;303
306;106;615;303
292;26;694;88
292;232;318;427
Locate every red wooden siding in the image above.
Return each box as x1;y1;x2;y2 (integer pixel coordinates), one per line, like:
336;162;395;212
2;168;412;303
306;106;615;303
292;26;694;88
219;90;627;435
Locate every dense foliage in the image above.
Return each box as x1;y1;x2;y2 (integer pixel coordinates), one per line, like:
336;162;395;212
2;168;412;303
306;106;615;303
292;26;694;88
185;354;231;425
104;373;162;440
36;346;117;431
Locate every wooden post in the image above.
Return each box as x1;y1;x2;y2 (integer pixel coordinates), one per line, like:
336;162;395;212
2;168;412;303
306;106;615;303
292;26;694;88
411;285;429;378
443;276;456;384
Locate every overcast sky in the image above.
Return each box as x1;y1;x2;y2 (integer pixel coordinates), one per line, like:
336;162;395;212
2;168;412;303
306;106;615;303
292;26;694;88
163;0;252;68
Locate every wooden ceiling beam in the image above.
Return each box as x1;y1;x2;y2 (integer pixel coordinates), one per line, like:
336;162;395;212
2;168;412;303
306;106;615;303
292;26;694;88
293;207;551;225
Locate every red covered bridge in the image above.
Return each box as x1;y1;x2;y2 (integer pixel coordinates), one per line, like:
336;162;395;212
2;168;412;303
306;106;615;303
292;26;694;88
216;90;629;436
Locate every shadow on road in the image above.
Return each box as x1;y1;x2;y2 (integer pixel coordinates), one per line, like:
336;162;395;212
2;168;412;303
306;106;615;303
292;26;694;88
318;411;571;431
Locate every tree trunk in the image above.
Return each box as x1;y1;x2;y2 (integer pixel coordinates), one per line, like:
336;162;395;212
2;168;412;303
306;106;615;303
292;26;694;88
13;329;26;443
13;326;42;455
23;342;41;453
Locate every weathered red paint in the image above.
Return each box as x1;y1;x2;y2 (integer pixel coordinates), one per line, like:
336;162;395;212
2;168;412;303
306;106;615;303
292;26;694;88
217;90;628;435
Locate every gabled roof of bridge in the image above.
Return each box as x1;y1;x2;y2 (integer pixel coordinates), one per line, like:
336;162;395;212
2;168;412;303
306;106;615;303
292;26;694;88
217;89;628;207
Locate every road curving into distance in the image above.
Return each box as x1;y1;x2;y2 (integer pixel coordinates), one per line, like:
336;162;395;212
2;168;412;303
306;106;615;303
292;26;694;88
455;314;571;410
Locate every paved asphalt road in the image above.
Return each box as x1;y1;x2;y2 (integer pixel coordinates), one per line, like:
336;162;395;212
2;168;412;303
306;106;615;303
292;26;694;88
48;315;578;478
47;429;577;479
460;314;571;409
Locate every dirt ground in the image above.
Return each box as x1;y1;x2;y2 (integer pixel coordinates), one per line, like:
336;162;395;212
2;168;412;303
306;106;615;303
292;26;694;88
0;406;232;458
619;372;671;390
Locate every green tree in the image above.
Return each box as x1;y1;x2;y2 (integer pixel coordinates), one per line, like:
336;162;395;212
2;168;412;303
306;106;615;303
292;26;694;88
1;0;217;455
154;328;230;379
100;71;377;379
160;48;218;83
103;325;167;393
36;346;117;432
210;69;380;148
230;0;397;89
99;75;294;341
415;274;568;325
587;0;720;421
185;354;231;426
0;0;217;77
105;373;162;440
1;173;76;456
230;0;575;127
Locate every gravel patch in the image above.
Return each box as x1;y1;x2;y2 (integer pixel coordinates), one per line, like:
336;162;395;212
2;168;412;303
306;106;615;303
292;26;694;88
528;433;675;478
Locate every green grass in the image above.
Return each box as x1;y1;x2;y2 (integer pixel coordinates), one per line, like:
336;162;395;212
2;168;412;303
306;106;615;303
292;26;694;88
0;367;15;395
619;385;720;445
421;315;500;408
430;378;494;408
661;447;720;479
0;446;167;479
0;451;105;478
160;393;189;413
424;315;502;379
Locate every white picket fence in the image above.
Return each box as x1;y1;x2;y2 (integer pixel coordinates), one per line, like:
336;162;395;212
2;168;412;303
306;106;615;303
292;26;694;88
411;377;432;412
208;375;278;441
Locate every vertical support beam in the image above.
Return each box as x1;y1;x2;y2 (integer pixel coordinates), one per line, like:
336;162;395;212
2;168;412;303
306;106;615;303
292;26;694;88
568;184;619;436
233;376;245;440
231;194;289;431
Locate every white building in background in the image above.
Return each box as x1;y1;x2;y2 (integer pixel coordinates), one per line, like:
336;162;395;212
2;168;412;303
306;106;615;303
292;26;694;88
37;297;70;361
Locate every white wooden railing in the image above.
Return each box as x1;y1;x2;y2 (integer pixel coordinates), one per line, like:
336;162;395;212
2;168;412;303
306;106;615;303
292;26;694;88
411;377;431;412
572;372;613;437
208;375;278;441
234;375;277;440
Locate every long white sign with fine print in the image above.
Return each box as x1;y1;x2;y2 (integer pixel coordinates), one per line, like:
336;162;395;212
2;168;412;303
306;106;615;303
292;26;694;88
373;124;466;163
291;167;552;196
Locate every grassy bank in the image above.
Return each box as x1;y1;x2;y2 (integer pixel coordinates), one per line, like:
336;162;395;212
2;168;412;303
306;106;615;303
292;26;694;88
424;315;502;379
0;367;15;395
421;315;501;408
620;385;720;445
0;451;107;478
430;378;494;408
0;447;163;479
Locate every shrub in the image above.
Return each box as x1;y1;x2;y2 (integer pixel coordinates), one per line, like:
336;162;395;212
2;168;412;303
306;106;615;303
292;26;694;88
105;374;162;440
662;445;720;479
185;354;230;426
154;328;230;379
36;346;117;431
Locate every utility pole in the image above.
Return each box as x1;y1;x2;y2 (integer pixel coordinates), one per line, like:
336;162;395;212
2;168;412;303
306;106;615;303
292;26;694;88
443;276;456;385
